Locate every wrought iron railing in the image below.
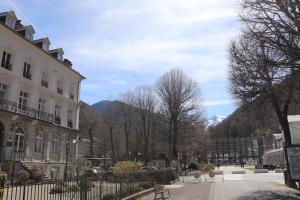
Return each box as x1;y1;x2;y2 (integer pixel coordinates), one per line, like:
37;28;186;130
2;148;25;161
0;99;54;123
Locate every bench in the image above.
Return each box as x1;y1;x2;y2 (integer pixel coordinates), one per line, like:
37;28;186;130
232;170;246;174
154;184;170;200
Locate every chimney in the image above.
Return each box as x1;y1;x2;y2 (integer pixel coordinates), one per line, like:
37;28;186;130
63;59;72;68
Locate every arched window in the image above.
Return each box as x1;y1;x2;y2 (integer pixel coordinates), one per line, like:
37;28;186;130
51;134;60;156
34;131;43;154
14;127;25;152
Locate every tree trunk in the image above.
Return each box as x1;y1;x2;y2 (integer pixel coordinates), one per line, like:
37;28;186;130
88;129;94;157
168;121;172;164
172;122;178;160
109;126;115;164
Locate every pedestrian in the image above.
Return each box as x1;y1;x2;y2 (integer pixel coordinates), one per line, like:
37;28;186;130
217;162;220;170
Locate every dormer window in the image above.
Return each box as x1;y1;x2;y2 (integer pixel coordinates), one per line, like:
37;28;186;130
41;72;48;88
16;25;35;41
57;80;63;95
49;48;64;61
23;62;32;80
1;51;12;70
33;38;50;52
0;11;17;29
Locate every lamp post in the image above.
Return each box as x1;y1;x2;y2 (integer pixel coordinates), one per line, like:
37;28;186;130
64;136;78;180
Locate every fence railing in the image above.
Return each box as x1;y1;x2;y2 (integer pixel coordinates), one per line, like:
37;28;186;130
0;170;177;200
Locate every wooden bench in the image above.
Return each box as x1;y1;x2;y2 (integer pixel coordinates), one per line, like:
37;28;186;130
153;184;170;200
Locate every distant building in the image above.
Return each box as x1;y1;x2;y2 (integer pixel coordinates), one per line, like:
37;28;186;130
0;11;85;179
208;137;264;165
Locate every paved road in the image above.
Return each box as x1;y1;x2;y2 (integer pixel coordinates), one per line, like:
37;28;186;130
140;166;300;200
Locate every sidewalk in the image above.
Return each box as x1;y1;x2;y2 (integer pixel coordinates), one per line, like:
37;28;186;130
139;166;300;200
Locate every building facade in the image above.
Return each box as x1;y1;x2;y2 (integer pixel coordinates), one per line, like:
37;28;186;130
0;11;85;179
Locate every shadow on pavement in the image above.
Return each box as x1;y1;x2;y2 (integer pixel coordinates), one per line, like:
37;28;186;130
237;191;300;200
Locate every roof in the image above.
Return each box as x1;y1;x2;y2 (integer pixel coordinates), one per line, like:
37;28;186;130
288;115;300;123
0;22;85;79
0;11;17;19
33;37;51;44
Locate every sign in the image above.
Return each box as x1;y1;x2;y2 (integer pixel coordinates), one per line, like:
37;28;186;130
286;145;300;181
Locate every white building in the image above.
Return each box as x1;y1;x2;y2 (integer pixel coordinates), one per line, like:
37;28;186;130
0;11;85;179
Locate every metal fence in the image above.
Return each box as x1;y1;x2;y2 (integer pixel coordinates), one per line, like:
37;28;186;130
0;170;177;200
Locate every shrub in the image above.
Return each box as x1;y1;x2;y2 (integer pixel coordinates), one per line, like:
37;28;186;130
0;172;7;199
113;161;143;175
31;172;43;182
102;193;115;200
188;163;199;170
199;164;215;173
16;170;30;182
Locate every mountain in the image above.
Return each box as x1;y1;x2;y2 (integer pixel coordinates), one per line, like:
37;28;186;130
207;115;226;127
91;100;124;111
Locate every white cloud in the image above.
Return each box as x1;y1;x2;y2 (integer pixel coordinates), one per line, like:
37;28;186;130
203;99;236;106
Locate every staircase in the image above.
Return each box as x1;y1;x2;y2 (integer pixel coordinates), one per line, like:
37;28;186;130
20;162;50;181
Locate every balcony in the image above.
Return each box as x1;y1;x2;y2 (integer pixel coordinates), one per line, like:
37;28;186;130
41;80;48;88
23;72;32;80
1;148;25;161
57;87;63;95
55;116;61;125
1;63;12;71
0;98;54;123
67;120;73;128
69;93;74;100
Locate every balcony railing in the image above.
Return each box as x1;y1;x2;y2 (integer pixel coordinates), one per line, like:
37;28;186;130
23;72;31;80
1;148;25;161
57;87;63;95
67;120;73;128
1;63;12;71
0;98;54;123
55;116;61;125
69;93;74;100
41;80;48;88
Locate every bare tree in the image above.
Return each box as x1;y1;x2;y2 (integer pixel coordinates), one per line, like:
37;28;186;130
119;90;135;160
229;32;297;145
79;102;98;158
156;68;201;161
240;0;300;65
102;104;119;164
133;86;156;165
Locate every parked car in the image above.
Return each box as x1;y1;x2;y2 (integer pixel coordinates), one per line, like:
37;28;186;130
103;167;114;176
80;169;101;178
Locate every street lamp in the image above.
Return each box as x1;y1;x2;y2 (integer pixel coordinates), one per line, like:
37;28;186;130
64;136;78;180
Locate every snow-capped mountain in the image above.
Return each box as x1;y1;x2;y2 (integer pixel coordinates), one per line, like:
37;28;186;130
207;115;226;127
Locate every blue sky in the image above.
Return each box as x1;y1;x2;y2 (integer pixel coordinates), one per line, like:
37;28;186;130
0;0;240;118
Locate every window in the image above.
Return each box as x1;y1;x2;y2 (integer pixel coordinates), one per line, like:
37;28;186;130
1;51;12;70
54;105;61;124
14;127;25;152
38;98;46;112
18;91;28;110
0;82;8;100
51;134;60;156
67;109;73;128
23;62;31;80
34;131;43;154
57;80;63;94
69;86;74;100
41;72;48;87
